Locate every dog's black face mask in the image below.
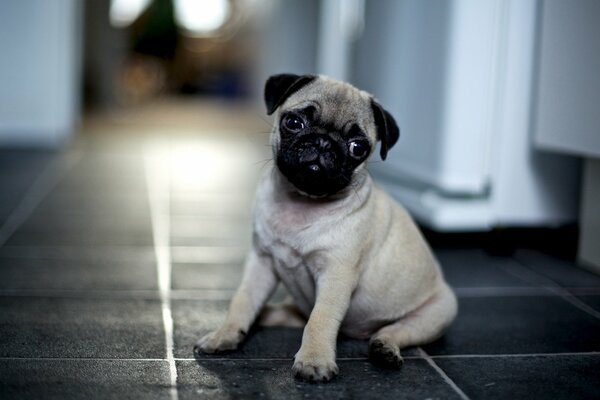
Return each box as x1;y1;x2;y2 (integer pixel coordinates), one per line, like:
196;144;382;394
264;73;400;197
276;106;371;197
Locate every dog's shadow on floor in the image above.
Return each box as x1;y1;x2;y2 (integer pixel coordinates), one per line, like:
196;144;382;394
190;326;372;395
194;326;371;360
190;327;435;398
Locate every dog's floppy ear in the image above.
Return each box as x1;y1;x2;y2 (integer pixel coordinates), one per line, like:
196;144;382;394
371;99;400;160
264;74;316;115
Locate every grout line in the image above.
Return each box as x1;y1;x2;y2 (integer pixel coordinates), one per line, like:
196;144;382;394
178;357;378;362
418;348;470;400
1;351;599;363
430;351;600;359
145;147;178;400
0;288;236;300
0;286;599;300
0;289;162;299
455;286;566;297
537;286;600;320
0;151;82;248
500;260;600;320
0;357;168;362
0;244;158;261
184;351;600;362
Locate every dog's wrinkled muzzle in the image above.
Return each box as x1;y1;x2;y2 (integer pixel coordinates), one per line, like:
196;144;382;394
297;136;338;174
277;135;348;197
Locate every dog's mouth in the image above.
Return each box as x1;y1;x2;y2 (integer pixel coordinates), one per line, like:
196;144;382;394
276;153;351;197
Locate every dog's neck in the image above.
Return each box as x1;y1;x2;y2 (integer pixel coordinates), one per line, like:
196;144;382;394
270;167;372;209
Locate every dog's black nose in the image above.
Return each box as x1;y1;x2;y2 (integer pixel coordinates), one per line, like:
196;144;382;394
316;137;332;151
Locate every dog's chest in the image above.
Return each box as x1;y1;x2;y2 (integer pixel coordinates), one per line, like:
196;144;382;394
254;201;320;270
254;199;332;308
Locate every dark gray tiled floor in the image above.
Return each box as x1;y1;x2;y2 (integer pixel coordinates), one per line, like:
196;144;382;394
435;355;600;400
34;192;152;220
0;150;53;222
170;196;253;218
177;359;462;400
0;255;157;291
423;296;600;355
436;249;536;288
172;263;243;290
0;297;165;359
0;244;156;263
0;359;171;400
174;298;421;360
51;168;148;195
577;295;600;312
6;229;154;247
170;215;252;248
515;250;600;288
1;143;599;399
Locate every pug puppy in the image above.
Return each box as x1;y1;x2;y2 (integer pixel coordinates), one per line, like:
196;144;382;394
194;74;457;382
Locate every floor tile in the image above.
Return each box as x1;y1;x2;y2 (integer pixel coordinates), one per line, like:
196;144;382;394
435;355;600;400
172;263;242;290
515;250;600;287
177;359;462;400
18;213;152;237
0;359;171;400
0;186;34;219
435;249;533;288
172;299;419;360
0;255;157;291
576;295;600;312
162;136;265;193
170;194;254;218
0;151;54;221
6;204;153;245
6;229;153;247
170;216;250;238
170;216;252;247
52;171;148;195
172;299;227;359
0;244;156;263
171;246;248;265
0;149;53;168
0;297;164;358
0;151;54;185
33;192;151;219
423;296;600;355
170;236;251;248
68;153;145;173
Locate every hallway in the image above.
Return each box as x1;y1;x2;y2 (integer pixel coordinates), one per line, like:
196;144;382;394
0;101;599;399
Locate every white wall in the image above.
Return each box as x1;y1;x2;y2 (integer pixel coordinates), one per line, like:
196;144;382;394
0;0;82;148
353;0;580;230
253;0;320;99
533;0;600;158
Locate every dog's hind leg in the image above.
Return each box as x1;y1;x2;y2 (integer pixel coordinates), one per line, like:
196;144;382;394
258;297;307;328
368;283;457;368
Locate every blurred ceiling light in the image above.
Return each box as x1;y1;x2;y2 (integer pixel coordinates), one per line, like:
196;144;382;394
110;0;151;28
174;0;231;36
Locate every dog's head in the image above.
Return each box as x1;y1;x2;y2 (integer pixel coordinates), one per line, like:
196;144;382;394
265;73;400;197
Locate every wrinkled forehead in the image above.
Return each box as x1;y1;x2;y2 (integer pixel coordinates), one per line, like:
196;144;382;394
280;80;375;132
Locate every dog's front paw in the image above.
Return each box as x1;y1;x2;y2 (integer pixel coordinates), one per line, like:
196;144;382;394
193;328;245;354
293;348;338;382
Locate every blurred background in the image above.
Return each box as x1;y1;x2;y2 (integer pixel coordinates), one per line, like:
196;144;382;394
1;1;600;398
0;0;598;270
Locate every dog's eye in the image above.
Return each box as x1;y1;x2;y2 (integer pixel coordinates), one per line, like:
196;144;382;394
349;141;369;158
283;114;305;132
